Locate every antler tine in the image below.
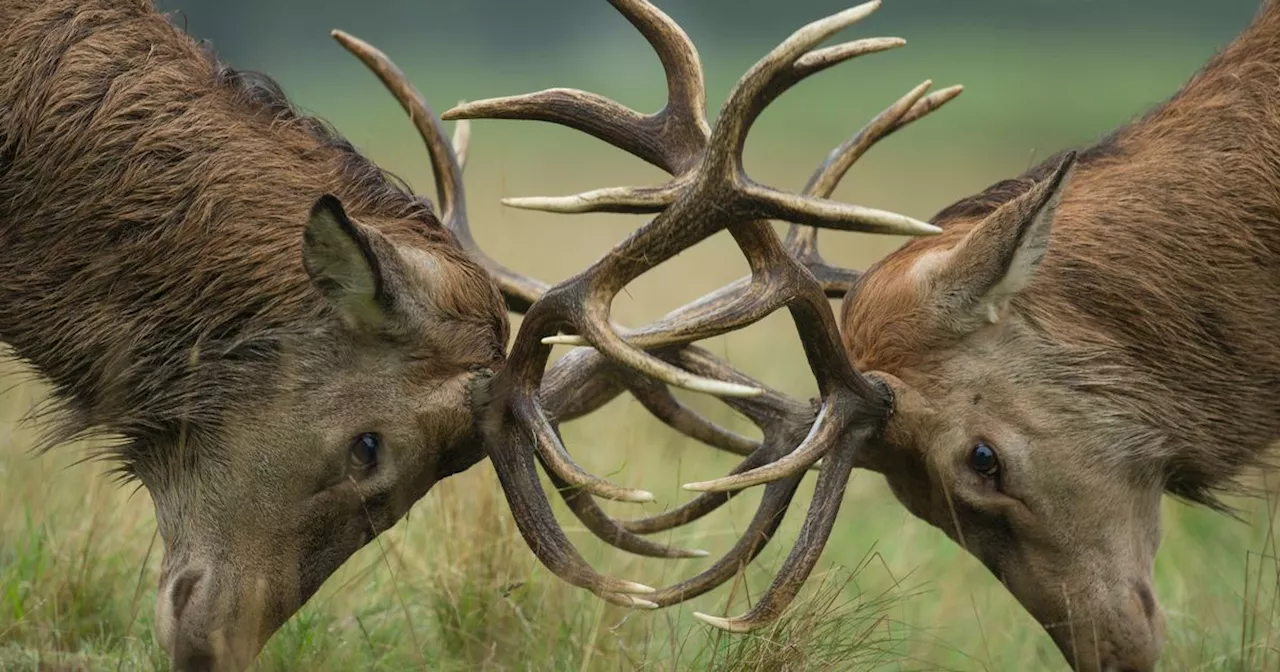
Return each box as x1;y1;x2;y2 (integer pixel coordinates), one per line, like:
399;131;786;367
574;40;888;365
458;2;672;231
451;112;470;173
786;83;965;297
503;181;684;215
542;342;817;537
702;1;884;172
624;350;869;625
536;344;804;561
638;349;816;606
548;466;711;559
529;342;806;559
691;418;861;629
443;0;708;175
539;343;823;538
480;410;660;602
517;394;657;503
611;345;816;533
804;82;966;200
331;30;548;314
608;0;709;143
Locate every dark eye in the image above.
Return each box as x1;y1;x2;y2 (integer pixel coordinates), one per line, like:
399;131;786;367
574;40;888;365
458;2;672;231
349;432;380;472
969;441;999;478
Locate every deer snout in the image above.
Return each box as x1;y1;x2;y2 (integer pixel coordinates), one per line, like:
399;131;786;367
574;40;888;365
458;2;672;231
1044;580;1165;672
155;563;276;672
156;564;217;671
167;567;205;625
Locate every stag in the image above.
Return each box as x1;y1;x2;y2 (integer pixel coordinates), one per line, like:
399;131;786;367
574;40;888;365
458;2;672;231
0;0;949;670
0;0;510;667
443;1;1280;671
833;2;1280;667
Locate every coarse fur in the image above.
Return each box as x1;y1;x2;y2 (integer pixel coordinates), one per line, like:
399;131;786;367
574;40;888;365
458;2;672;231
0;0;506;460
0;0;508;670
841;1;1280;670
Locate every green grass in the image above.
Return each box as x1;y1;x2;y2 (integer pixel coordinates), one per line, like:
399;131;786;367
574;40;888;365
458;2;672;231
6;363;1280;671
6;29;1280;671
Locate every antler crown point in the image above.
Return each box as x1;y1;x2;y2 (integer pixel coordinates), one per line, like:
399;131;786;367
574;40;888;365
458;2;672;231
619;580;658;594
693;612;752;632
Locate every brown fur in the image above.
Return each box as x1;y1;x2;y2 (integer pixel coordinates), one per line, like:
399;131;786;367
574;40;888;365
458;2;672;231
0;0;506;458
0;1;508;669
841;2;1280;670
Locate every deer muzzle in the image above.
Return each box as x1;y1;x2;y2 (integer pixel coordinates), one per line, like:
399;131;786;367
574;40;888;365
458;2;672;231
155;561;286;672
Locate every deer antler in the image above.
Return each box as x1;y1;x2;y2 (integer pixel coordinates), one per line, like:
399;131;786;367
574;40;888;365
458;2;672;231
530;73;960;561
335;0;960;629
330;30;548;315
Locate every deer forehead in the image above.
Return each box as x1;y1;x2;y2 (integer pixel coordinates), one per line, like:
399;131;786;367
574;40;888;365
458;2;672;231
396;247;446;308
844;251;949;371
907;248;953;285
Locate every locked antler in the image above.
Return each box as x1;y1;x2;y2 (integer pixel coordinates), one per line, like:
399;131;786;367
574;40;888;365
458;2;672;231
334;0;959;629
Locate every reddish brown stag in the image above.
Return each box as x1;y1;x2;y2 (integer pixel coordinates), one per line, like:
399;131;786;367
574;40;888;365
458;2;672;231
0;0;951;670
833;0;1280;667
445;1;1280;671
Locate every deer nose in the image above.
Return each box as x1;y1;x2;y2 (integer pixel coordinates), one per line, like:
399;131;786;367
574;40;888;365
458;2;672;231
155;564;216;670
169;567;205;623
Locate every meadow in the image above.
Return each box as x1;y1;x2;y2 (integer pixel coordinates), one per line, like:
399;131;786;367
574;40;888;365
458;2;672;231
3;17;1280;671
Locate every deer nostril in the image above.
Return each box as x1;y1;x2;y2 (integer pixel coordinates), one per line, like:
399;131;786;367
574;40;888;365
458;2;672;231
1133;580;1157;621
169;568;204;623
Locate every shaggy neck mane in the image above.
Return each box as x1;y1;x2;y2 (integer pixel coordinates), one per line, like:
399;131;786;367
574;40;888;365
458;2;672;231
0;0;456;457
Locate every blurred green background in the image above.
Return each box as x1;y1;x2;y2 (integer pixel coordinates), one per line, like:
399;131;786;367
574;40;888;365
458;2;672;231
146;0;1267;291
4;0;1280;670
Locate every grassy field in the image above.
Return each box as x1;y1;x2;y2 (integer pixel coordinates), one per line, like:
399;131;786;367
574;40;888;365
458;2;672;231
5;24;1280;672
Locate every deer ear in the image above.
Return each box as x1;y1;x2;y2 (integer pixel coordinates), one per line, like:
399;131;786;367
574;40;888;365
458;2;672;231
931;151;1077;329
301;194;400;333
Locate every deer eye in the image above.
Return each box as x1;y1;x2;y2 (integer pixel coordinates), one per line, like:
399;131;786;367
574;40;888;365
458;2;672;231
349;432;381;472
969;441;999;478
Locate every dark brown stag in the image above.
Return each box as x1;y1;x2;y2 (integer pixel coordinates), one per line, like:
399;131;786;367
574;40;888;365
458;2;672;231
0;0;508;668
0;0;950;670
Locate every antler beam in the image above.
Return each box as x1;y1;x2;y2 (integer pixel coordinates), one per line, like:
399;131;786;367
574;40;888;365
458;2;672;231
337;0;960;632
443;0;957;629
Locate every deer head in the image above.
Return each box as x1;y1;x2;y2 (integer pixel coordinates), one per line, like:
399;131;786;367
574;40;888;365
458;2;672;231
148;192;508;670
839;150;1168;672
